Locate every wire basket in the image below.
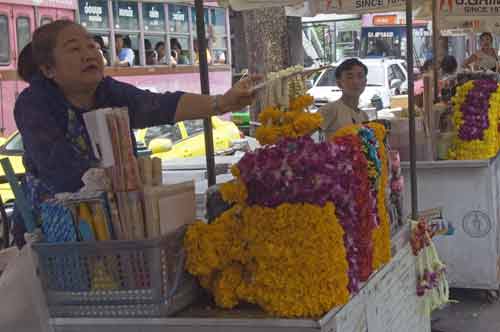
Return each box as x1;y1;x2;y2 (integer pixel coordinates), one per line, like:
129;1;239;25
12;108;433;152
32;226;198;318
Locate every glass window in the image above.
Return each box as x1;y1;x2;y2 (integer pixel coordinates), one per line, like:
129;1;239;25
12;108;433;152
5;132;24;152
213;49;227;65
0;15;9;64
16;17;30;54
168;4;188;33
210;8;226;35
40;16;53;26
170;36;191;65
144;124;182;146
143;3;165;32
113;0;138;30
191;7;208;34
145;35;166;65
79;0;109;30
317;68;336;87
184;120;204;137
212;36;227;50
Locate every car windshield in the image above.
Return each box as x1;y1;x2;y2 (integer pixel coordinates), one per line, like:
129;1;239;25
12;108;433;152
316;64;385;87
4;133;24;152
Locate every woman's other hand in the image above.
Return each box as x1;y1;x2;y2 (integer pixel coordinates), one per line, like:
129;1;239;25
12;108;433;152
219;75;262;113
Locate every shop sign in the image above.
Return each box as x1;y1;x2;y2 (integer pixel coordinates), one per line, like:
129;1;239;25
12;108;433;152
172;12;185;21
119;6;134;18
439;0;500;16
83;2;103;22
368;31;394;38
373;15;397;25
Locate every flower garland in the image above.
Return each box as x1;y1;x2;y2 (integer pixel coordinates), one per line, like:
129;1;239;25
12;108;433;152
255;95;322;146
449;80;500;160
184;202;350;317
411;218;450;316
333;123;392;272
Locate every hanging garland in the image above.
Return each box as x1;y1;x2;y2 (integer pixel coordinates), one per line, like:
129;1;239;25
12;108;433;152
449;80;500;160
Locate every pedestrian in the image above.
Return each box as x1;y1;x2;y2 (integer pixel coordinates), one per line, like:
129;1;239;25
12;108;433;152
463;32;498;72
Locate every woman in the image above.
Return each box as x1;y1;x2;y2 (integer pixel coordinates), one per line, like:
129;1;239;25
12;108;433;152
463;32;498;71
14;20;258;246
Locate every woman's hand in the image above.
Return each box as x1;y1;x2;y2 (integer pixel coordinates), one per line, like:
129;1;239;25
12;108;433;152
219;75;262;113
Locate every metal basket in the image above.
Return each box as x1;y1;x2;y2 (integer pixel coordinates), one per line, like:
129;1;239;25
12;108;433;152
32;227;198;318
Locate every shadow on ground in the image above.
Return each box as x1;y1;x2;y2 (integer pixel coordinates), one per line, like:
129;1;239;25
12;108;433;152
431;288;500;332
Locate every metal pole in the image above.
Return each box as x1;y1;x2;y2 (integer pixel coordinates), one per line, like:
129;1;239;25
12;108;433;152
406;0;418;219
432;0;439;101
194;0;216;186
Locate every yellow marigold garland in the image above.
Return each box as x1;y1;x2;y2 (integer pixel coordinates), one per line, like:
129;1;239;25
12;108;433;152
184;202;350;317
448;81;500;160
368;123;392;269
255;95;322;146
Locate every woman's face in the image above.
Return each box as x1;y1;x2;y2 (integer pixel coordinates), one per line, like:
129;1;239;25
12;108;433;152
46;24;104;93
480;34;493;49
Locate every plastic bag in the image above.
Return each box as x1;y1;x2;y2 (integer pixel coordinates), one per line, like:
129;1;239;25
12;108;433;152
0;239;50;332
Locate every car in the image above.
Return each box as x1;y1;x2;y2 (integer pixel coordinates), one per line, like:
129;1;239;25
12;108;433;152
307;58;408;111
135;116;244;159
0;132;25;204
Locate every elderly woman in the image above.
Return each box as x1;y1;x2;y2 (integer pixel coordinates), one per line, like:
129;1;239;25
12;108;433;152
13;20;259;246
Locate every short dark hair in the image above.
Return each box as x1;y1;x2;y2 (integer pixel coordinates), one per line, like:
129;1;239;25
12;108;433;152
335;58;368;80
440;55;458;75
155;41;165;51
480;32;493;41
422;59;433;73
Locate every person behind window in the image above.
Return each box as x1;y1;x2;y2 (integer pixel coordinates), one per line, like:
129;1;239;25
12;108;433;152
93;35;108;66
318;58;369;139
155;41;167;64
463;32;498;72
193;38;212;65
115;34;134;67
170;38;188;65
144;39;157;65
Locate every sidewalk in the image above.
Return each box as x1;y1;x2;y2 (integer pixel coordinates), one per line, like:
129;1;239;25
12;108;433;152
432;288;500;332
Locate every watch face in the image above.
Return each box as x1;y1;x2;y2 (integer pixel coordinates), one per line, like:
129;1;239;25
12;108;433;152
462;210;491;238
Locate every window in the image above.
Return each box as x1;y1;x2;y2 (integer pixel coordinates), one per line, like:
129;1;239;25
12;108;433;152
210;8;226;35
184;120;204;137
143;3;165;32
317;69;337;87
40;17;53;26
391;64;406;82
79;0;109;30
170;36;191;65
16;17;30;54
113;0;138;30
168;4;188;33
145;35;165;65
4;133;24;152
144;124;182;146
0;15;9;64
191;7;208;34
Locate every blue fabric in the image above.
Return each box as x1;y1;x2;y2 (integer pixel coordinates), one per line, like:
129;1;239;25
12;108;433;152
13;73;184;244
118;48;135;66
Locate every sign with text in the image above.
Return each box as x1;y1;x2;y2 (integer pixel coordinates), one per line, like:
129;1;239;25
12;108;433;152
439;0;500;16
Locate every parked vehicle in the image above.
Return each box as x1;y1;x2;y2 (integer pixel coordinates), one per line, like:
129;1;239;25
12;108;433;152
307;58;408;110
135;117;244;159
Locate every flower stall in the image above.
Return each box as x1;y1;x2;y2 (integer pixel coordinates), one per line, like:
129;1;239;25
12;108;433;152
400;76;500;294
47;60;438;331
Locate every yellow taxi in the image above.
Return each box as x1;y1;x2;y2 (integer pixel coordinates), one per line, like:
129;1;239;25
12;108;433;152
0;132;25;203
135;116;243;159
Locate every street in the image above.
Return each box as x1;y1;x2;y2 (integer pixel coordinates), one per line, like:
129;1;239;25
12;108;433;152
432;288;500;332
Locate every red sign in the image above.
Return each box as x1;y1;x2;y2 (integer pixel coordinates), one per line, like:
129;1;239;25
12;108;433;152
373;15;397;26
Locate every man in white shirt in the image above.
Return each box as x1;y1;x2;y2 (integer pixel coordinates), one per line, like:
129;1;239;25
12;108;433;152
319;58;369;139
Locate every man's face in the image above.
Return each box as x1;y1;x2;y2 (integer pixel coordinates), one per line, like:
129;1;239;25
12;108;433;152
337;65;367;98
